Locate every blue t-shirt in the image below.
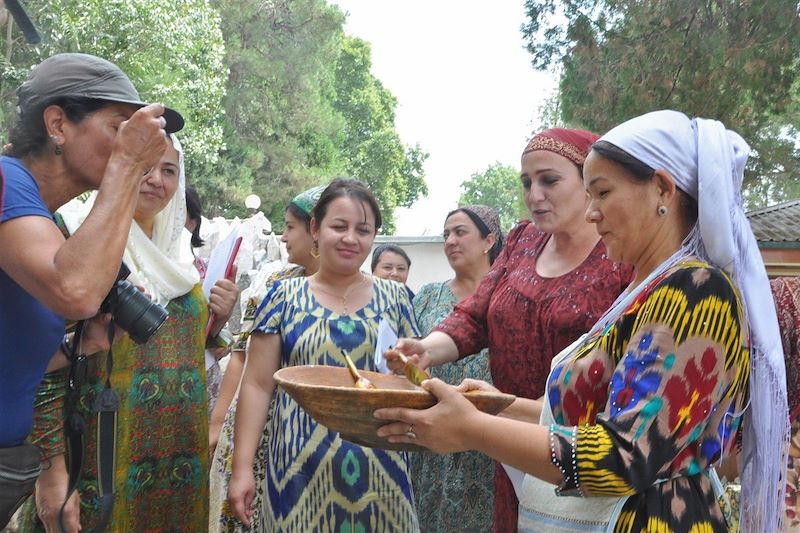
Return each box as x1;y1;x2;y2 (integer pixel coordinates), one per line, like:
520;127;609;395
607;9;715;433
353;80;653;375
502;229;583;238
0;156;65;447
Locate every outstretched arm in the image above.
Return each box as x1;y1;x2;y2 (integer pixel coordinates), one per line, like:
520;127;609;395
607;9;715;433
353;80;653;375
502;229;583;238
385;331;460;373
375;378;562;484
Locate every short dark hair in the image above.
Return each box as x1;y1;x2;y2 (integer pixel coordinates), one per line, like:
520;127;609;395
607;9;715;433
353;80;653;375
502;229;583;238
591;140;698;227
185;185;205;248
5;97;115;158
285;201;312;232
371;244;411;272
312;178;382;233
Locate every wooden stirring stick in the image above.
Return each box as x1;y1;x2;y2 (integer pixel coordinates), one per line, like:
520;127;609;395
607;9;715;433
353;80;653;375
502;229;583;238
343;351;376;389
397;353;430;386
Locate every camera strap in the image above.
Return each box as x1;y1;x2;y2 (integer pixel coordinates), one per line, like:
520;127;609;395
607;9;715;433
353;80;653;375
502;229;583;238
59;320;119;533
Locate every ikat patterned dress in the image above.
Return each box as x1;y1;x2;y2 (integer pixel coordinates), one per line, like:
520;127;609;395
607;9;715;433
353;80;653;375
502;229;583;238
538;259;748;532
209;266;306;533
410;282;495;533
251;276;420;532
18;284;210;532
434;220;633;533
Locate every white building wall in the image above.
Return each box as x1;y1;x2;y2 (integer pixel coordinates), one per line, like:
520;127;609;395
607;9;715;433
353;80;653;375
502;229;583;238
364;236;453;293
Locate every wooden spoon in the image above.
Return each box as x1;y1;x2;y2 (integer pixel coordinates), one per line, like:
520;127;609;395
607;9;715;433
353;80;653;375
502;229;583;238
398;353;430;386
343;351;376;389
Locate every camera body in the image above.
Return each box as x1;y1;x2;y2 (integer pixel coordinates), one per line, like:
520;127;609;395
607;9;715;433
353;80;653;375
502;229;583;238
99;264;168;344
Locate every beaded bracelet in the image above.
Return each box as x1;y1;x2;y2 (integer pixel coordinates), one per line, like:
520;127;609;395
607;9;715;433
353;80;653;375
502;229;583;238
549;423;582;495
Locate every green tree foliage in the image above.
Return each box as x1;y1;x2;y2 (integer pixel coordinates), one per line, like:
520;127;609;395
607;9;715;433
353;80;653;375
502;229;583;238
1;0;427;232
204;0;347;222
208;3;428;230
1;0;228;170
521;0;800;207
333;36;428;232
459;162;527;231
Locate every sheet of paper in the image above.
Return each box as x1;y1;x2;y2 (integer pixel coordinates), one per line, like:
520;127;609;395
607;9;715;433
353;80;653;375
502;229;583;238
204;349;217;371
502;463;525;500
203;220;241;299
374;318;398;374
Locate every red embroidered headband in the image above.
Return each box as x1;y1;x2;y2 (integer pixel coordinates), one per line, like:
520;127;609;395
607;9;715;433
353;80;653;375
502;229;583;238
522;128;600;166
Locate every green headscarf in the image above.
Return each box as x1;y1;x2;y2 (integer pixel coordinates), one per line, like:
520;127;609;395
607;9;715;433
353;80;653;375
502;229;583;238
290;184;327;215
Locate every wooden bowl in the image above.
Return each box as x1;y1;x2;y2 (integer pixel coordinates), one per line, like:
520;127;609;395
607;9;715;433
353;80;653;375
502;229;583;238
273;365;516;452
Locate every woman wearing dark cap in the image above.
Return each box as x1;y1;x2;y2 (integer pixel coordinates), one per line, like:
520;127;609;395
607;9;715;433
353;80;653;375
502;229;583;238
0;52;180;527
386;129;634;532
410;204;503;533
18;136;239;533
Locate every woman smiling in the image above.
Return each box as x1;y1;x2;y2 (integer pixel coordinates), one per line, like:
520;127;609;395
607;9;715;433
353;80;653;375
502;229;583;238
229;178;421;531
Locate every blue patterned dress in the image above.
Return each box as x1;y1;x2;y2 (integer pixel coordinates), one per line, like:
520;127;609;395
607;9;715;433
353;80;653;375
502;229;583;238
252;276;420;532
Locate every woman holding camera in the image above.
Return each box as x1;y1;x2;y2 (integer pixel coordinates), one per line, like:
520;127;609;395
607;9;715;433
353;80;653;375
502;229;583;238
17;136;239;532
0;52;177;528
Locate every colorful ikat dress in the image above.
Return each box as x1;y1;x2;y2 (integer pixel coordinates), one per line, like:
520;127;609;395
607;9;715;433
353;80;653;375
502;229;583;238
252;276;420;532
530;259;749;532
435;220;633;532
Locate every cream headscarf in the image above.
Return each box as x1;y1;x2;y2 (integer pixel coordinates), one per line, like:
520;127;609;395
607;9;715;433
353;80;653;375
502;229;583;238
61;135;199;306
596;110;787;532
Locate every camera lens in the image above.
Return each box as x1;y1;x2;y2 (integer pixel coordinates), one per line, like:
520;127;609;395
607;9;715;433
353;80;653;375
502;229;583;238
111;280;169;344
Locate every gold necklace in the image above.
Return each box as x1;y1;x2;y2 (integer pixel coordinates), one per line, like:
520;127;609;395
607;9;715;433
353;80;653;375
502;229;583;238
311;273;369;314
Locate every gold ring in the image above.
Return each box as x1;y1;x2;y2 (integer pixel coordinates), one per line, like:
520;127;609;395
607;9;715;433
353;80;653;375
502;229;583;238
406;424;416;439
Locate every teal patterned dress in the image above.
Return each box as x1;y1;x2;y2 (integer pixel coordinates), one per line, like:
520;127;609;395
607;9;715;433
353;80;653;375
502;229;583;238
410;282;495;533
251;276;420;532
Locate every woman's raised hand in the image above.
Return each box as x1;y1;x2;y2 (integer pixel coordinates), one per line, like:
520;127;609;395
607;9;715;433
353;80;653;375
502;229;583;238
112;103;170;175
209;265;240;316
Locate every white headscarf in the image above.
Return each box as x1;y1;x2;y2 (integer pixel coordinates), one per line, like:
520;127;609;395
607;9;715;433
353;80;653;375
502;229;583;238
61;135;199;306
598;110;787;532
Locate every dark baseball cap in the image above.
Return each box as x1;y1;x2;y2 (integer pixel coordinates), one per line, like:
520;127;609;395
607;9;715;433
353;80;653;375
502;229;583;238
16;53;184;133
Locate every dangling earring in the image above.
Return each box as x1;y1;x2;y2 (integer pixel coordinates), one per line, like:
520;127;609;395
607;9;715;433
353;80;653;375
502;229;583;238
50;135;62;156
657;205;668;217
310;241;320;259
483;249;489;255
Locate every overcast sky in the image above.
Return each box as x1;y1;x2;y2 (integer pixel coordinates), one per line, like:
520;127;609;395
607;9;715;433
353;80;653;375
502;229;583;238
333;1;557;235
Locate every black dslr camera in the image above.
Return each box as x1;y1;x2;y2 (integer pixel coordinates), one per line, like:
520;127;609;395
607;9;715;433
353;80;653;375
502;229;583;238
100;264;168;344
